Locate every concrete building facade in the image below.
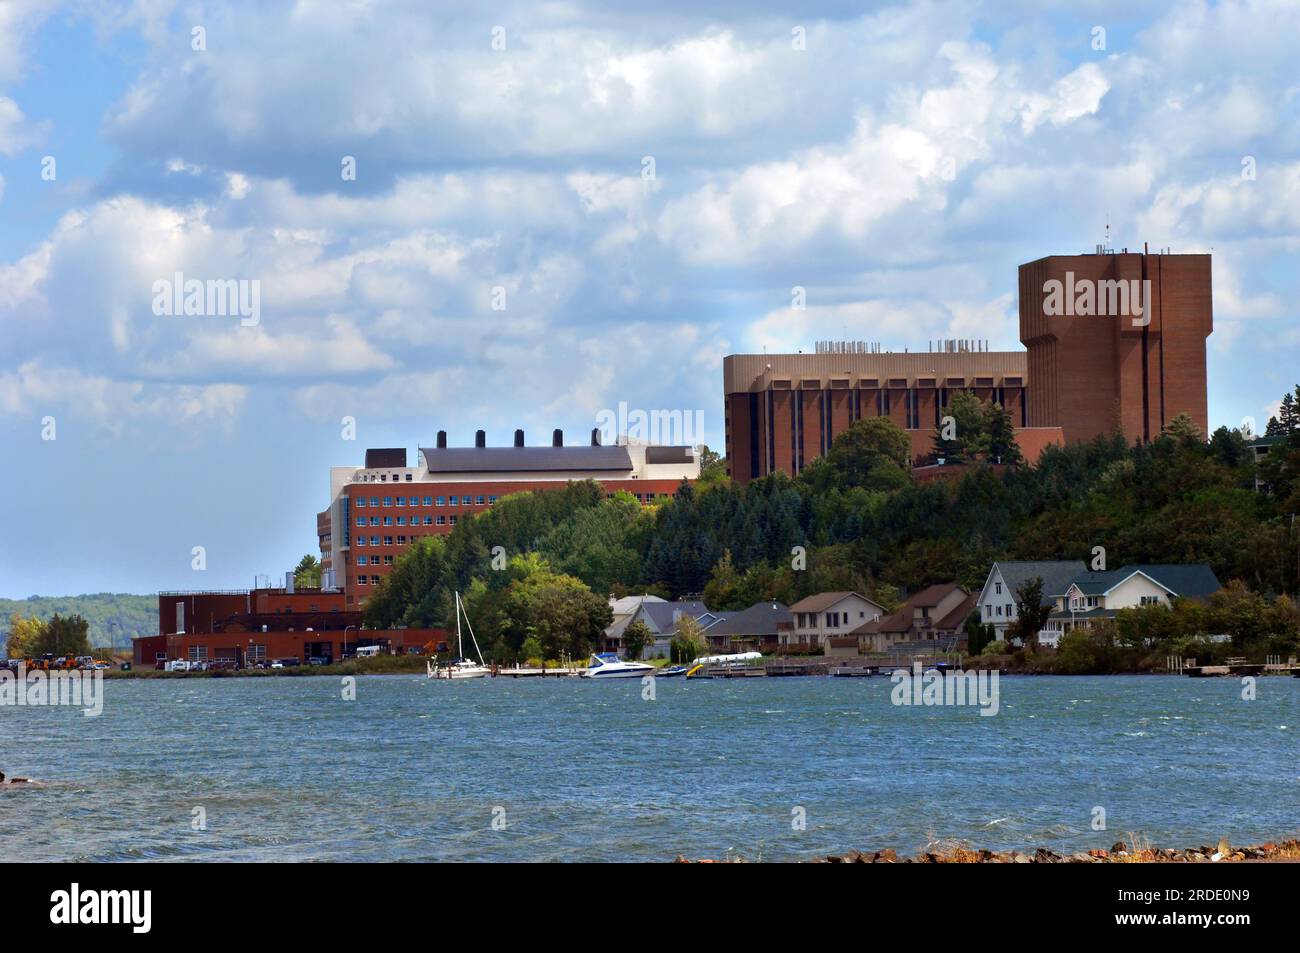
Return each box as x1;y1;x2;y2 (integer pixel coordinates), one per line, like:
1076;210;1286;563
723;248;1212;484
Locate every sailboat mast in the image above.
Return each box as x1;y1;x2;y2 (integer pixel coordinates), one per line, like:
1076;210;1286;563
455;591;464;658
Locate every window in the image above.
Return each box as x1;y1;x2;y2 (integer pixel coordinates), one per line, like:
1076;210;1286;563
423;496;433;506
436;515;446;525
357;555;368;566
370;535;379;545
488;496;496;505
397;535;406;545
383;496;393;507
369;516;379;526
449;496;459;506
396;496;406;506
405;474;412;481
370;575;380;585
355;497;367;508
384;555;394;565
423;516;432;525
369;497;379;507
188;645;209;661
356;537;366;546
450;515;458;525
396;516;406;526
356;516;366;527
384;536;394;546
476;495;486;505
383;517;393;526
436;496;446;506
357;575;368;585
410;497;419;506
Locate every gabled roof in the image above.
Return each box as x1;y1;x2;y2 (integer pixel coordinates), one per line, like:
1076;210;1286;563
1069;564;1222;599
703;602;792;637
418;445;633;473
1124;565;1222;599
609;594;666;616
636;600;712;634
788;591;883;614
853;583;969;635
988;561;1088;601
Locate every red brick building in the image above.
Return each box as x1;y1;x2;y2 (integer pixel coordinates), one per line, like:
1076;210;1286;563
319;433;700;606
136;586;448;667
1019;248;1212;443
724;248;1211;484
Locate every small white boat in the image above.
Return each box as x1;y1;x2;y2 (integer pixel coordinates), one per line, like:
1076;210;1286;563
580;653;655;679
428;592;490;680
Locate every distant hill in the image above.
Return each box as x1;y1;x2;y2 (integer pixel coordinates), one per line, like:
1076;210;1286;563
0;594;156;650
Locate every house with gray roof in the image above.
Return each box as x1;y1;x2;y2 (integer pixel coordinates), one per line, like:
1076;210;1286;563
701;601;792;653
1040;564;1222;646
977;561;1087;640
618;600;733;659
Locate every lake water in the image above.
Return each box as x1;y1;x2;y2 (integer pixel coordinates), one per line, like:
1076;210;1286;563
1;674;1296;862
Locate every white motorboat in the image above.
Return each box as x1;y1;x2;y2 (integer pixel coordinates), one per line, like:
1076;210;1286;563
580;653;655;679
428;592;490;679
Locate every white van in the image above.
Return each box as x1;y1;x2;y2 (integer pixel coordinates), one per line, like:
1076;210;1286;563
354;645;382;658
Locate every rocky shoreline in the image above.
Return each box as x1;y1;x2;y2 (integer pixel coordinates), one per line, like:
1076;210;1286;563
677;838;1300;863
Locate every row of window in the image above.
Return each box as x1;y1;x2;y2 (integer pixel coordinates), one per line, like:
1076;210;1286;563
357;514;459;527
354;494;496;508
356;555;395;566
356;575;383;585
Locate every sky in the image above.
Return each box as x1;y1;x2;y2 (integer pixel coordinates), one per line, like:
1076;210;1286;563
1;0;1298;598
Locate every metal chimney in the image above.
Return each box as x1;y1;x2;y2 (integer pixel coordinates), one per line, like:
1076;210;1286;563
436;430;447;449
514;429;524;447
285;570;295;595
475;430;486;448
591;427;601;447
552;428;563;447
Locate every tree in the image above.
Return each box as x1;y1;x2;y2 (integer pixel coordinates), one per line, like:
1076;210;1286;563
670;614;708;664
6;613;46;659
984;402;1023;465
1006;578;1052;650
622;619;652;660
962;609;995;655
803;417;912;492
1162;412;1203;445
293;554;322;588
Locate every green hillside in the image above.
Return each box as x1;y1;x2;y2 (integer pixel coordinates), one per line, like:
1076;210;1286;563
0;593;156;650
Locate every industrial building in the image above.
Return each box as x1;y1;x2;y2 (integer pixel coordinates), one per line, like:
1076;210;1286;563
133;583;447;667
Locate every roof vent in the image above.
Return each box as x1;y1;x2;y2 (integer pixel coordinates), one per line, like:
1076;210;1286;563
552;428;563;447
436;430;447;449
591;428;601;447
475;430;486;448
514;429;524;447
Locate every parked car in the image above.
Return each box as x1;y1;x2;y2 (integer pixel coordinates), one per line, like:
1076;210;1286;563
308;657;328;666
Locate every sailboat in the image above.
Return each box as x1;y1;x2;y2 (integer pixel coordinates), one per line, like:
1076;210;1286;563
427;591;490;679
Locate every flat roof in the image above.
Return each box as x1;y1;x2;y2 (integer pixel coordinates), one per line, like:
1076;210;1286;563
418;445;635;473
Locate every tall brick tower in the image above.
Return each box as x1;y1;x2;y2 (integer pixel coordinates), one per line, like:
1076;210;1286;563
1018;249;1212;444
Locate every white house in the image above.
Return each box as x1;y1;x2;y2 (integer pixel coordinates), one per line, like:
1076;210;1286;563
782;592;888;650
1039;564;1222;646
977;561;1086;640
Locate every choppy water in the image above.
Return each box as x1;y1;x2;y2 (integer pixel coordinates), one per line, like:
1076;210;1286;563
1;674;1296;862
